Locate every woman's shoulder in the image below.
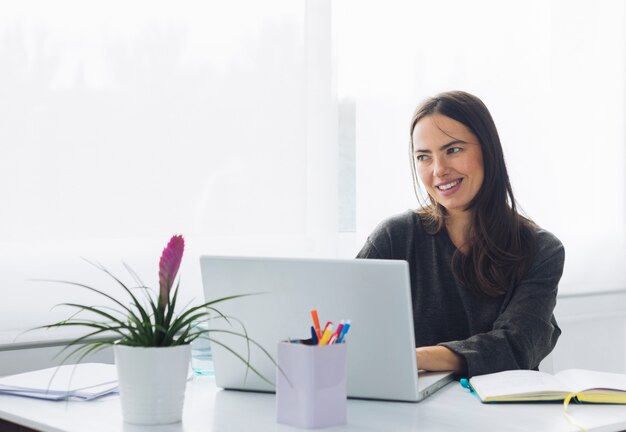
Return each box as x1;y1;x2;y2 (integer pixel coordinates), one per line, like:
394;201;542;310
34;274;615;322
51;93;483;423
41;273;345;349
359;209;428;259
530;225;565;267
365;209;428;247
371;209;426;236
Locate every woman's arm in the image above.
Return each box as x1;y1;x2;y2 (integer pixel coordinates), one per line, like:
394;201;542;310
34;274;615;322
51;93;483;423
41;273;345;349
416;346;467;374
439;233;565;377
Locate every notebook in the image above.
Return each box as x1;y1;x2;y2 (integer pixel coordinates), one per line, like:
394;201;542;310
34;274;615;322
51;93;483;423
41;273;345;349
199;255;453;402
467;368;626;404
0;363;118;401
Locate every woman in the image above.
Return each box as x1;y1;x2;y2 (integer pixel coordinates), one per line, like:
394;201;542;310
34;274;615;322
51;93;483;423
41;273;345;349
357;91;564;377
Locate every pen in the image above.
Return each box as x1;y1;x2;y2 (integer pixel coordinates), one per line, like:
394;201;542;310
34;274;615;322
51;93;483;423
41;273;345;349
337;320;350;343
310;325;319;345
322;321;332;335
319;324;334;345
328;320;344;345
310;309;322;340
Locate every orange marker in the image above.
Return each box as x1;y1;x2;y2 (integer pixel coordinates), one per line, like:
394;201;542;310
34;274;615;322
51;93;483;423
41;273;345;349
310;309;322;340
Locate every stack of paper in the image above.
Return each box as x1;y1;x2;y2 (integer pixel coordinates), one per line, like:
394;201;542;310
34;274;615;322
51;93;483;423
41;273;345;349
0;363;118;401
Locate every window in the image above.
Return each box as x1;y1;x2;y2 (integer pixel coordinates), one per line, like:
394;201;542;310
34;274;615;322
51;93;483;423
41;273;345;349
1;1;624;333
335;0;626;294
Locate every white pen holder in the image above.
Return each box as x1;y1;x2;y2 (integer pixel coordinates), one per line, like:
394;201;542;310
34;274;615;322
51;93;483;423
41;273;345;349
276;341;348;429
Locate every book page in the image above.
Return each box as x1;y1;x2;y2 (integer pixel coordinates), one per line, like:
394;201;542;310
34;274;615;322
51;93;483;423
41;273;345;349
470;370;567;399
555;369;626;393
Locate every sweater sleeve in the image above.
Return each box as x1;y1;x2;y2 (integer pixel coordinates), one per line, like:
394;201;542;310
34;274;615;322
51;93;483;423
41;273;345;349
440;233;565;377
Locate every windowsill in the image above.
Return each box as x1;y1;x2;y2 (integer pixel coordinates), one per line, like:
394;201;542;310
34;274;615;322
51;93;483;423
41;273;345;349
0;328;116;352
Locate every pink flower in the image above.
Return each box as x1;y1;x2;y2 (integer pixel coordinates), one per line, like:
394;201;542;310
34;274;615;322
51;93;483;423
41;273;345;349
158;235;185;308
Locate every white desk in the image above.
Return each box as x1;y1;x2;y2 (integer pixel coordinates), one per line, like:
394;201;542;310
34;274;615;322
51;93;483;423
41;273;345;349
1;376;626;432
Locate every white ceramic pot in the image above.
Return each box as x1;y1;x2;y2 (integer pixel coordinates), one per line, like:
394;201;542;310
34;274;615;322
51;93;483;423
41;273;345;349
114;344;191;425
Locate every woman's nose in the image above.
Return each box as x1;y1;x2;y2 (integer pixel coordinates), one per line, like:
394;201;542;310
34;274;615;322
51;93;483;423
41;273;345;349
433;157;449;178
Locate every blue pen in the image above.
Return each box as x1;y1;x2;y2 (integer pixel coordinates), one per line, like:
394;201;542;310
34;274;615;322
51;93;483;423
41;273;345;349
460;378;480;400
337;320;350;343
460;378;472;391
310;325;319;345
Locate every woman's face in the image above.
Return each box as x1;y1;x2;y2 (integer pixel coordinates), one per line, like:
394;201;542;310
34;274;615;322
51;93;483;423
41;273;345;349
412;114;484;216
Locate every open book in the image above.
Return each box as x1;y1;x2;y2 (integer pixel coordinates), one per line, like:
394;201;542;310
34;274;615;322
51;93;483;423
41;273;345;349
468;369;626;404
0;363;118;401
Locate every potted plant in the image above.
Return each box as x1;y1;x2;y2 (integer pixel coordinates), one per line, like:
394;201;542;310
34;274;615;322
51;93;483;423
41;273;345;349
38;235;273;425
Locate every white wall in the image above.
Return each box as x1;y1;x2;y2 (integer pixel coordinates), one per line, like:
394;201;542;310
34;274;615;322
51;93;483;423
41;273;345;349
542;290;626;374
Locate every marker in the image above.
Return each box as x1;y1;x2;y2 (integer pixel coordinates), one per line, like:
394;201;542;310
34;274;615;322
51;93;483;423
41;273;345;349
330;321;344;344
310;309;322;340
337;320;351;343
319;324;334;345
322;321;332;335
310;325;319;345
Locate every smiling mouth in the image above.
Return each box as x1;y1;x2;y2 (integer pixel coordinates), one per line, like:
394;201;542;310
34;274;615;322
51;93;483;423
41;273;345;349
436;179;462;191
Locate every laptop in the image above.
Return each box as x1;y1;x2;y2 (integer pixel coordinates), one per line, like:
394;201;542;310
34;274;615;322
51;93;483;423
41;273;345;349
199;255;453;402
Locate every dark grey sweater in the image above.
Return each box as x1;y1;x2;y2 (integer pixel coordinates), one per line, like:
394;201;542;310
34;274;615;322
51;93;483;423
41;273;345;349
357;210;565;377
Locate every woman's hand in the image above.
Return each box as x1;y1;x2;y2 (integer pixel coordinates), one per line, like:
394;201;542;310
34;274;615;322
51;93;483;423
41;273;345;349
416;346;467;374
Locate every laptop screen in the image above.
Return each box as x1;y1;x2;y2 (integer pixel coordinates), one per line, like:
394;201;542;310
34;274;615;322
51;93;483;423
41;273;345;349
199;255;422;401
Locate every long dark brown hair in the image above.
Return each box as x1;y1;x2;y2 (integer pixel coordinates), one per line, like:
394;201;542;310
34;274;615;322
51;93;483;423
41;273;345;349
409;91;536;297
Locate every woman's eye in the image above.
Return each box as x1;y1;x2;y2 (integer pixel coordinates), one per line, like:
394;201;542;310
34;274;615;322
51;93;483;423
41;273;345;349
447;147;462;154
416;154;430;162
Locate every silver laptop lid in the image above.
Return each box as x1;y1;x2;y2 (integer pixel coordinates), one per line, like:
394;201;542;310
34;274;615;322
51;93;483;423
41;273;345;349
199;256;420;402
